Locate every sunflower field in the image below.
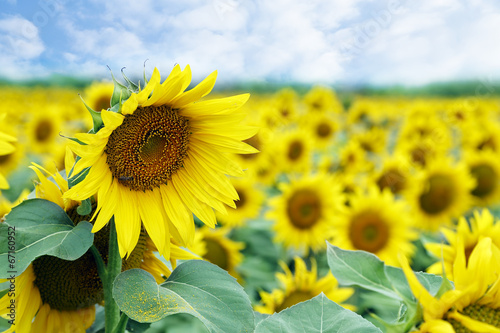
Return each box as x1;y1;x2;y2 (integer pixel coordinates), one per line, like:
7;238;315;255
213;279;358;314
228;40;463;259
1;66;500;333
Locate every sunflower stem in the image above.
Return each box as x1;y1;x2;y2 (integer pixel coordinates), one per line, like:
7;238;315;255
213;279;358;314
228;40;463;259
90;245;107;283
104;217;123;333
112;313;129;333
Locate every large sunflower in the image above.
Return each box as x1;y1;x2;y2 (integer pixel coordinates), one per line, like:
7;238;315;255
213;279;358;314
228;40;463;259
331;187;417;266
400;237;500;332
267;173;344;253
0;162;191;332
64;65;258;258
255;256;355;314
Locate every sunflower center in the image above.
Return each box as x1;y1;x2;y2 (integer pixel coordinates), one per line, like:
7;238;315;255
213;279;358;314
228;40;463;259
419;174;455;215
203;238;229;270
377;169;406;194
235;188;246;209
0;152;12;165
32;204;148;311
349;211;390;253
35;119;53;142
287;189;322;229
276;290;315;313
410;147;427;166
288;140;303;161
316;123;332;138
449;304;500;332
470;164;497;198
105;105;190;191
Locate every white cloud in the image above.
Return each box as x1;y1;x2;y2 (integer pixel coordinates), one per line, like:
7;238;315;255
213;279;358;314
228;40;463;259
0;15;46;78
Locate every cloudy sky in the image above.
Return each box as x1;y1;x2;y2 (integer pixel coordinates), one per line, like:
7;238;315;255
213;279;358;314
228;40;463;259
1;0;499;85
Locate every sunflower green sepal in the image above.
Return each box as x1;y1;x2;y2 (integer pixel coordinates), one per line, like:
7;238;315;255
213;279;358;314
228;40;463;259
109;68;133;109
0;198;94;278
79;94;104;132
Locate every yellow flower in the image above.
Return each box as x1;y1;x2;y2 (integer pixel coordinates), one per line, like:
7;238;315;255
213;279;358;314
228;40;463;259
267;173;344;253
425;209;500;280
370;153;412;195
463;149;500;205
0;158;189;333
25;105;63;154
64;65;258;258
255;257;355;314
190;226;244;280
216;176;264;228
0;113;16;190
303;86;343;114
332;187;417;266
405;158;475;231
400;237;500;332
83;81;114;112
271;129;313;174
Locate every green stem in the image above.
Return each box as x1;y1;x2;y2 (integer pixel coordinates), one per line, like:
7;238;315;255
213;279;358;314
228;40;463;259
112;313;129;333
90;245;107;283
104;217;123;332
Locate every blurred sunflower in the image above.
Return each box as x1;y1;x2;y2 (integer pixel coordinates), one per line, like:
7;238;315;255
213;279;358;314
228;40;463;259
400;237;500;332
267;173;344;253
255;257;355;314
352;127;387;154
0;114;16;190
0;160;192;333
370;153;412;195
405;158;474;231
339;140;371;174
331;187;417;266
272;129;313;174
305;113;339;150
26;106;63;154
190;226;244;280
83;81;114;112
463;149;500;205
216;177;264;228
425;209;500;280
303;86;343;114
64;65;258;258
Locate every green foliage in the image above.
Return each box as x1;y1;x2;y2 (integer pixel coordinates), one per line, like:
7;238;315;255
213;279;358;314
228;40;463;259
113;260;255;332
326;244;451;332
255;293;382;333
0;199;94;278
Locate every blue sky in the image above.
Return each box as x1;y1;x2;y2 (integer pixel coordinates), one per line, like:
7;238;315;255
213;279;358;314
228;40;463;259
1;0;500;85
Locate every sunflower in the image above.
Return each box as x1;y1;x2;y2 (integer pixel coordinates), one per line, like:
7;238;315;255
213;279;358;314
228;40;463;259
304;113;340;150
400;237;500;332
463;149;500;205
83;81;114;112
190;226;244;280
338;140;371;174
370;153;412;195
63;65;258;258
0;161;191;333
331;187;417;266
271;129;313;174
267;173;344;253
0;114;16;190
303;86;343;114
425;209;500;280
255;256;355;314
216;177;264;228
25;105;64;154
405;158;475;231
352;127;387;154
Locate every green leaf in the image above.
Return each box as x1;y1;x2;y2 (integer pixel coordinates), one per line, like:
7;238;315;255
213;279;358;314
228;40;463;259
79;94;104;132
109;68;132;108
0;199;94;278
326;244;400;300
255;293;382;333
113;260;255;332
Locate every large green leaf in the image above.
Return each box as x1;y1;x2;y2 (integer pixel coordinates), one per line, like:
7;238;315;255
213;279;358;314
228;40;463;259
113;260;255;332
0;199;94;278
255;293;382;333
326;244;400;300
